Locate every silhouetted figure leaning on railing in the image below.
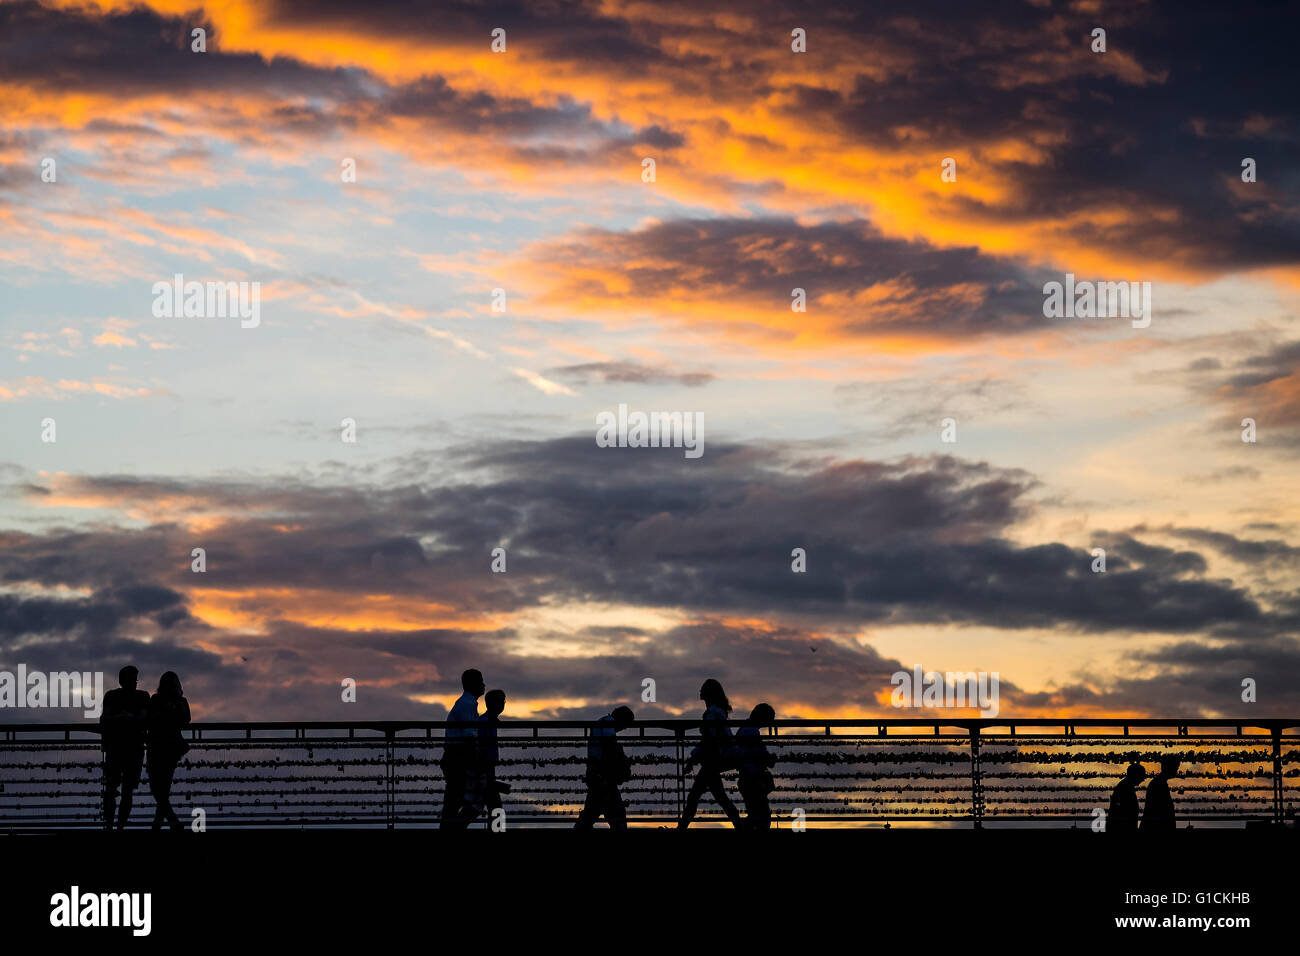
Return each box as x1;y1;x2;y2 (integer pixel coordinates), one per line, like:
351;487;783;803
100;665;150;829
1107;762;1146;833
736;703;777;830
147;671;191;831
440;668;485;830
575;705;635;830
678;679;743;828
1141;756;1180;832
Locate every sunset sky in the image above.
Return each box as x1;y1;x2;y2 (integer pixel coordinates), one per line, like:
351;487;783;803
1;0;1298;722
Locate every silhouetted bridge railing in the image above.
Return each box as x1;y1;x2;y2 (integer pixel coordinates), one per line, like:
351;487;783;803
2;718;1296;829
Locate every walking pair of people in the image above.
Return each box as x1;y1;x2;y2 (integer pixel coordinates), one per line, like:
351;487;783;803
679;679;777;830
439;669;508;829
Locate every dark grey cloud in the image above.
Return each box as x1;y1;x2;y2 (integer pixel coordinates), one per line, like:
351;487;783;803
0;0;683;160
1182;466;1261;485
834;376;1031;439
547;361;714;388
1156;527;1300;569
1111;637;1300;716
1215;340;1300;444
781;0;1300;273
0;1;361;100
4;438;1295;649
1179;340;1300;444
380;76;679;151
531;218;1054;338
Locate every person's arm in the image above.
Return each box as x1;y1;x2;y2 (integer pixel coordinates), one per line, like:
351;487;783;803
180;698;191;725
687;714;718;772
684;739;702;773
613;740;631;783
102;691;131;724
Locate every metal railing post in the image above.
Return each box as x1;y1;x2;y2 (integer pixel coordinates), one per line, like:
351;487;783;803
1272;728;1283;825
970;727;984;829
385;729;395;830
675;727;685;823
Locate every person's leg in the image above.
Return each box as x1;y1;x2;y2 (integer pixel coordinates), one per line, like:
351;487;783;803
707;772;743;827
456;771;483;829
754;790;771;830
440;761;465;829
103;758;121;830
158;759;182;829
575;787;601;830
605;785;627;831
117;755;142;829
737;780;755;830
148;761;165;829
678;771;709;828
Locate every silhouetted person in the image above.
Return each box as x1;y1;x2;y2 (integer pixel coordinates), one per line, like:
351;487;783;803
100;665;150;829
678;679;743;828
146;671;191;831
1142;756;1180;832
461;689;508;825
440;668;485;830
1107;762;1146;833
575;705;635;830
736;703;777;830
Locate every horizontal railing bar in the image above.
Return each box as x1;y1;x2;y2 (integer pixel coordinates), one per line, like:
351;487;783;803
2;813;1277;827
2;717;1297;734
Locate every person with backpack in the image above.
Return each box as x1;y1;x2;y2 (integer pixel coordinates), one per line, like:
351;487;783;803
735;703;777;830
575;705;636;830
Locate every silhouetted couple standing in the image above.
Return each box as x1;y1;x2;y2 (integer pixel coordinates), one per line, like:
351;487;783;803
440;668;508;829
1108;757;1180;832
679;679;777;829
100;665;191;829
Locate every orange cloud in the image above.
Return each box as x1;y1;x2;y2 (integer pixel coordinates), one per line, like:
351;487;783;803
187;586;506;633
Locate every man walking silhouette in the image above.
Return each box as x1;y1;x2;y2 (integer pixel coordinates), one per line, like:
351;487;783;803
441;669;485;830
1141;756;1180;832
1107;762;1146;833
575;706;635;830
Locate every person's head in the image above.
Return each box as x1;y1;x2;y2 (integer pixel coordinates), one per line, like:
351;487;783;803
461;669;485;698
749;702;776;726
484;689;506;717
699;678;731;713
611;705;635;731
1125;762;1147;783
118;665;138;690
1160;756;1180;778
702;676;733;712
157;671;183;698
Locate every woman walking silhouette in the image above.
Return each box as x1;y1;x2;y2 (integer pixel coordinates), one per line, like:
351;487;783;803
678;679;743;828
